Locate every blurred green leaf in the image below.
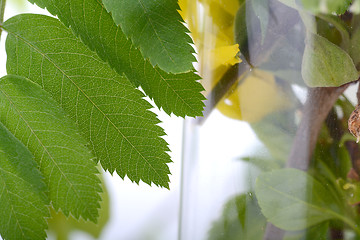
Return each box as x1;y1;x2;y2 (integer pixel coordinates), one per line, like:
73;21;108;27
340;133;357;146
250;110;296;162
338;179;360;206
241;156;282;171
350;27;360;69
316;15;349;48
208;193;266;240
301;32;358;87
283;222;329;240
255;168;346;231
312;142;352;181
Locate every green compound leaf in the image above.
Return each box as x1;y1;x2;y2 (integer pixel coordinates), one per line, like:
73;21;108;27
301;33;358;87
0;75;101;222
4;14;172;188
28;0;205;117
0;117;49;240
255;168;346;231
102;0;196;74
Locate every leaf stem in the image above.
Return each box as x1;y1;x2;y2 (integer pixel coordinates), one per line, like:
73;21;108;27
0;0;5;41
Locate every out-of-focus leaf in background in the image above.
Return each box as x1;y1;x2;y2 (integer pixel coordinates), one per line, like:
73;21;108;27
302;33;358;87
208;193;266;240
256;169;351;231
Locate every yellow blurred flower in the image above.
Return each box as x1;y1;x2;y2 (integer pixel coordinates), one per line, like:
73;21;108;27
210;44;240;69
179;0;295;123
217;69;296;122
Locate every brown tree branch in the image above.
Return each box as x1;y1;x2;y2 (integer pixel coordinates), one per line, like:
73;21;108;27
286;87;348;169
263;85;349;240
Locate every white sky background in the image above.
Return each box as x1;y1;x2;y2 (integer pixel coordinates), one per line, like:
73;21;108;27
0;2;260;240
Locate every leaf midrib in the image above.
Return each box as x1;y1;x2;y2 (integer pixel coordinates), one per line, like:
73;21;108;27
5;28;164;182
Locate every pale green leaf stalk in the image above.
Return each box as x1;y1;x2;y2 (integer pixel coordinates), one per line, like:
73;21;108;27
0;111;49;240
4;14;172;188
102;0;196;74
0;75;101;222
28;0;205;117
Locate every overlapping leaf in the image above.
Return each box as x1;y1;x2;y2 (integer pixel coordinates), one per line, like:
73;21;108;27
28;0;205;117
0;116;48;240
101;0;196;74
4;14;172;188
0;75;101;222
255;169;346;231
208;194;266;240
302;33;358;87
